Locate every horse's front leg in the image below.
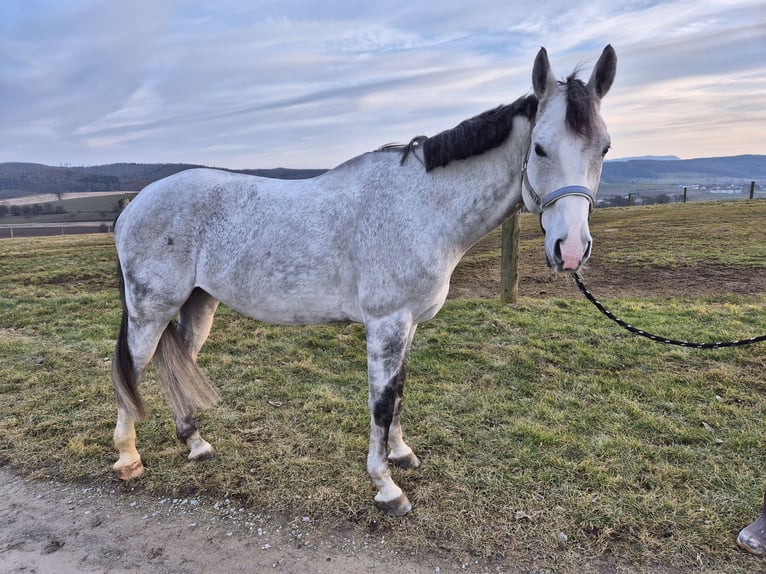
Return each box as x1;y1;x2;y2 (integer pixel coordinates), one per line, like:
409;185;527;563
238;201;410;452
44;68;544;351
365;316;418;516
387;402;421;470
738;491;766;554
387;325;420;471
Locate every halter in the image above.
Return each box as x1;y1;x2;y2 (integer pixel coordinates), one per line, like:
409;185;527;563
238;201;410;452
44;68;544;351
520;133;597;216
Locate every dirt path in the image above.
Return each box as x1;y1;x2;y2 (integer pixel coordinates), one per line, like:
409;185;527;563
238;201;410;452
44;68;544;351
5;467;697;574
449;251;766;301
1;468;476;574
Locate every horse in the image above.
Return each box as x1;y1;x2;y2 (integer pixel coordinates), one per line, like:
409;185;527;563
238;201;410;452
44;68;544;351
111;45;616;515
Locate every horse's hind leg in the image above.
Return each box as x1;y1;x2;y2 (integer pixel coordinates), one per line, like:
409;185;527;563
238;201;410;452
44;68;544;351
112;315;172;480
174;288;220;461
112;287;219;478
114;406;143;480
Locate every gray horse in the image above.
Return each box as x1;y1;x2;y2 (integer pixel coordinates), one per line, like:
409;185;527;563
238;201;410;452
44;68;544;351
111;45;616;515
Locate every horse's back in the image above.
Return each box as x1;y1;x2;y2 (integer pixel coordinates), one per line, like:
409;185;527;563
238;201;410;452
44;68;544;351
118;168;287;225
116;168;313;253
114;161;454;326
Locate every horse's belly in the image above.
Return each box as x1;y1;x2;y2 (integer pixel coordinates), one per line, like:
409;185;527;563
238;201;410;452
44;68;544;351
224;295;361;326
194;231;453;328
202;276;362;326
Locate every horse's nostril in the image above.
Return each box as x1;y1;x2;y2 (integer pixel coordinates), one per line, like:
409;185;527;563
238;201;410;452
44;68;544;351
554;239;564;265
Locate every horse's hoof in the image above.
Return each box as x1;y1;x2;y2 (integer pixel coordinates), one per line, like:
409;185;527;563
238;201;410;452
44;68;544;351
113;459;144;481
188;439;215;461
389;452;420;470
737;517;766;555
375;493;412;516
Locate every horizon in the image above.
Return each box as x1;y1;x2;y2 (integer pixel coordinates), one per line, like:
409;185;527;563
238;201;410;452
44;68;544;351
2;1;764;170
4;152;765;172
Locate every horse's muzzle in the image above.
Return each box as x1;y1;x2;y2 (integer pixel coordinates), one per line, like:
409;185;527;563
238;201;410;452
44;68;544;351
549;237;592;272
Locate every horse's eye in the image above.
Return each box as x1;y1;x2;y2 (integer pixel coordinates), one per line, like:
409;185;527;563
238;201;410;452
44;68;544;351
602;145;611;157
534;143;547;158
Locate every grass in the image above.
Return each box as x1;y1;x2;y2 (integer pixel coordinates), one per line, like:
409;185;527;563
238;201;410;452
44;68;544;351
2;203;766;572
592;201;766;268
461;200;766;270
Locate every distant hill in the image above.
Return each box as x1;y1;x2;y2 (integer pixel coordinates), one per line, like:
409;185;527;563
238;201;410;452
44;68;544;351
1;155;764;200
0;162;328;200
608;155;680;162
601;154;766;184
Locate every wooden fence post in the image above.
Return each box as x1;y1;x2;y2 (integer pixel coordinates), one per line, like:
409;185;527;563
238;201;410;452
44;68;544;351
500;209;520;303
683;187;687;203
750;181;755;199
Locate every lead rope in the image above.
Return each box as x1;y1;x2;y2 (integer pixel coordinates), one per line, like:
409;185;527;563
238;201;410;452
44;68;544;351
571;272;766;349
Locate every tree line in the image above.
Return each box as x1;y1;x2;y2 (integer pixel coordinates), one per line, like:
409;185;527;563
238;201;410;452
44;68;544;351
0;163;328;200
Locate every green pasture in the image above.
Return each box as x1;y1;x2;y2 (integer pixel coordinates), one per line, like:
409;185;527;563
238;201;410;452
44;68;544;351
2;202;766;573
49;193;127;212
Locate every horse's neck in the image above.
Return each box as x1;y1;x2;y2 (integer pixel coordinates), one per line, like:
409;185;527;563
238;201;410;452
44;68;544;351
435;127;530;255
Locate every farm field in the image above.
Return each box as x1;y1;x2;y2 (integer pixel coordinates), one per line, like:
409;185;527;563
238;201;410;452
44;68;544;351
0;192;134;238
2;201;766;572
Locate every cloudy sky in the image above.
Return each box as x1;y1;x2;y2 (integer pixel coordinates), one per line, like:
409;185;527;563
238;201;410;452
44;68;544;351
1;0;764;169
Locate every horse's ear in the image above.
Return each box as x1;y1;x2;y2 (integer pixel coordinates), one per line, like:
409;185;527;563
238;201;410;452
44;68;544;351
532;47;556;99
587;44;617;99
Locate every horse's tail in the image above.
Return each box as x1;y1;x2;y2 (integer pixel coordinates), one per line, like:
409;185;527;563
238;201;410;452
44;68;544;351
113;264;220;422
113;263;146;421
154;321;221;418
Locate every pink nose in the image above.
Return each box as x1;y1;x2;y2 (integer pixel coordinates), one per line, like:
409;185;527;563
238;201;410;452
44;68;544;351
559;237;585;270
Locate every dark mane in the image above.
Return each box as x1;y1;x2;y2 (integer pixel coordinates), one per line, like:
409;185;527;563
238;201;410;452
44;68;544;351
562;74;599;138
381;76;597;172
414;95;538;172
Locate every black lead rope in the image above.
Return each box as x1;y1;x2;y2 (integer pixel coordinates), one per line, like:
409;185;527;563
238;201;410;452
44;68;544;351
571;272;766;349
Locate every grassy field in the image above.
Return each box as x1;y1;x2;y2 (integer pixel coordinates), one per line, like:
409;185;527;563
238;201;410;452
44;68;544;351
0;193;133;225
2;202;766;572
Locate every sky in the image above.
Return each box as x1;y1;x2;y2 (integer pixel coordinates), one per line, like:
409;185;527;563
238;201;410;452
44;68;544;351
1;0;764;170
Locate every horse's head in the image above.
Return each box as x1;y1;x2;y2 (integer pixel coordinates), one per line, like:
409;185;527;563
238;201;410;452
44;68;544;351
522;45;616;272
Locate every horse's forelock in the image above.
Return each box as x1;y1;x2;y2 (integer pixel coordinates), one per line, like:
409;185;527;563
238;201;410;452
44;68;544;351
562;74;598;138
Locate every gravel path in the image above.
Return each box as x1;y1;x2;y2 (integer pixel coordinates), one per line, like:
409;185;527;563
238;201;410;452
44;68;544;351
0;468;504;574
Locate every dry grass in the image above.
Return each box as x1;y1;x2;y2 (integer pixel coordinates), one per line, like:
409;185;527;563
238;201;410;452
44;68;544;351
2;203;766;572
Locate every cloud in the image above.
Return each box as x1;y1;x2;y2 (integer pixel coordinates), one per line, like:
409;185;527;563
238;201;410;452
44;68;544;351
0;0;763;167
